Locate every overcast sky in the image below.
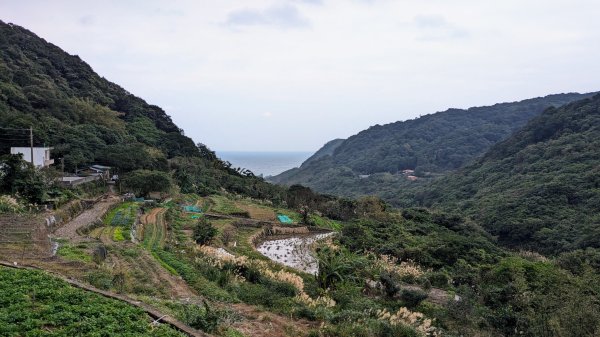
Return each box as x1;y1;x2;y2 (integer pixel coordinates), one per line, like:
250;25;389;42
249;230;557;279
2;0;600;151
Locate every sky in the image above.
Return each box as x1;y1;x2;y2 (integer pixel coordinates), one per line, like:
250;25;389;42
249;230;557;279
1;0;600;151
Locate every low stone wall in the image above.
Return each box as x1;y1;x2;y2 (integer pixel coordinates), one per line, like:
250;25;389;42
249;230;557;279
248;224;332;247
48;199;96;232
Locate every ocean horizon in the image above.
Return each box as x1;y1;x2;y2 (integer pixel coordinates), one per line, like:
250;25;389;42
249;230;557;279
216;151;313;177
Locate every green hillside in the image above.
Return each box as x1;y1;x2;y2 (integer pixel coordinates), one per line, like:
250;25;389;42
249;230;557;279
0;21;202;171
0;20;287;202
269;93;596;203
414;94;600;254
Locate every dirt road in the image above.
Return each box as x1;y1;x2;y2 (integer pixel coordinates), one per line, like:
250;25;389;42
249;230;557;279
53;195;120;241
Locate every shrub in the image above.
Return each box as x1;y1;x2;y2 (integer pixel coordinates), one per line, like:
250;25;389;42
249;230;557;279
316;247;368;290
427;271;449;288
181;301;222;333
121;169;172;197
380;271;400;298
193;217;218;245
92;245;107;264
400;288;428;308
86;270;113;290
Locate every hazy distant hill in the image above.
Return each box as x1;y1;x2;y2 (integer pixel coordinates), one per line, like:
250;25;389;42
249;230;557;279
269;138;344;181
270;93;596;203
415;94;600;254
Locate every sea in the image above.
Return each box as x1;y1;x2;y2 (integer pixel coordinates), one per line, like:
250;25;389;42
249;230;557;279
216;151;312;177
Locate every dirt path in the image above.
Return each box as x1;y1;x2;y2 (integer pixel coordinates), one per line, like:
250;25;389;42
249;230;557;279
139;207;196;298
53;195;120;242
140;208;166;247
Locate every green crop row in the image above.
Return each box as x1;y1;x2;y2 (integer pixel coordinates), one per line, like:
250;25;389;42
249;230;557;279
0;266;185;336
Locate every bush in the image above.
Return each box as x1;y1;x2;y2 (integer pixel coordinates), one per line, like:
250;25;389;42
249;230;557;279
181;301;222;333
121;169;172;197
380;271;400;298
427;271;449;288
193;217;218;245
400;288;428;308
86;269;113;290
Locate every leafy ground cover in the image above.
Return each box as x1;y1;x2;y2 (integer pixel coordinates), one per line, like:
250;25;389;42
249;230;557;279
104;202;139;227
56;240;92;263
0;266;185;337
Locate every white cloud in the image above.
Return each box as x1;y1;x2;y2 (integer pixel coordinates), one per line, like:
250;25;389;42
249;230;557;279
224;4;310;29
412;14;469;41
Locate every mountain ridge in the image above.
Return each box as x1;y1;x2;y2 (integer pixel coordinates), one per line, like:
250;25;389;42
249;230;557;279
270;92;597;204
414;93;600;254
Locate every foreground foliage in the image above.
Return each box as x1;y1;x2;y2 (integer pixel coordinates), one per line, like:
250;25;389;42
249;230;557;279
0;266;185;336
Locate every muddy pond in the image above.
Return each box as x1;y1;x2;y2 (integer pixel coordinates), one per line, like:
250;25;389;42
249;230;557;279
256;232;334;275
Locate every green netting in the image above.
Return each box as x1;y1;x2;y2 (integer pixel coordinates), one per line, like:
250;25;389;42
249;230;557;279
183;205;202;213
277;214;293;224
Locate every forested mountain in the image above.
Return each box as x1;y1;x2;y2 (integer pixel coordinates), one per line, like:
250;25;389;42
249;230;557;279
0;20;200;170
414;94;600;254
303;138;345;166
0;20;283;200
269;93;596;202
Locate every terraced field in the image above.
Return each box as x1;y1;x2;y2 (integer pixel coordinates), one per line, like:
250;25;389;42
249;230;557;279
141;208;167;250
234;201;276;221
0;214;50;260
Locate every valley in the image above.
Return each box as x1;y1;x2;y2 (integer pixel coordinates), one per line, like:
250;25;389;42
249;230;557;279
1;16;600;337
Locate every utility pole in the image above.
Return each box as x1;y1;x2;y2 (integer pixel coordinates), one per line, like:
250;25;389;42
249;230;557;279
61;158;65;175
29;126;34;166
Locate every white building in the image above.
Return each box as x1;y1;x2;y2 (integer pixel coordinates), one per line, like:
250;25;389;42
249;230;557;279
10;147;54;168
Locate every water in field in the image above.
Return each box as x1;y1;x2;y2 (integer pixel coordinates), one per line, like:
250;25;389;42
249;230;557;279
216;151;312;177
256;232;333;275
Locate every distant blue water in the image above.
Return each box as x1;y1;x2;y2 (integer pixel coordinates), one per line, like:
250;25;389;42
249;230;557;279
216;151;312;177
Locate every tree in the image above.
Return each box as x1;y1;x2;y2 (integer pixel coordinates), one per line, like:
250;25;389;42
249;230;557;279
121;170;172;197
299;205;311;224
194;217;217;245
0;154;49;204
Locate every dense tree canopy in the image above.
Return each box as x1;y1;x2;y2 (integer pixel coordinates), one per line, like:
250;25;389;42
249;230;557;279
270;92;595;203
412;94;600;254
0;21;199;173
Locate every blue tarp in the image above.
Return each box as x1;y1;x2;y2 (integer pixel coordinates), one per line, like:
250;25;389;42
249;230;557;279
183;205;202;213
277;214;293;224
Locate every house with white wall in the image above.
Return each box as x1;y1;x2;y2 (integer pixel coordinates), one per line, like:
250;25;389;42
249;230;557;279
10;147;54;168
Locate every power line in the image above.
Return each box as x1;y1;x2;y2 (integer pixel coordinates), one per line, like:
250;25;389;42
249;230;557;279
0;127;30;130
